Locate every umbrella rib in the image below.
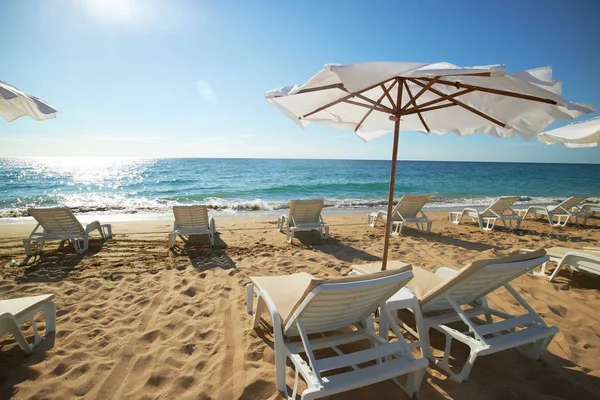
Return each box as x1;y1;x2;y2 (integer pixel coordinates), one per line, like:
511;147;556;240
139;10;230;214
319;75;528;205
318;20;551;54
415;77;558;105
354;81;398;133
294;83;346;95
404;88;474;113
401;76;441;112
409;78;508;128
382;81;397;110
403;102;457;116
302;77;397;118
403;81;430;133
352;93;395;114
344;99;392;114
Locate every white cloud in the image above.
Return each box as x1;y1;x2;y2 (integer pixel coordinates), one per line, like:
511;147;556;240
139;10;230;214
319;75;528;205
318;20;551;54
195;80;218;104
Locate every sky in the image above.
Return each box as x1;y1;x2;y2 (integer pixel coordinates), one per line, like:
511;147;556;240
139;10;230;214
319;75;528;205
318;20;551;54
0;0;599;163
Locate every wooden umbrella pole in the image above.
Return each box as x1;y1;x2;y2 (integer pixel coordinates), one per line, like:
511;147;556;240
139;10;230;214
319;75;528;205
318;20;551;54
381;117;401;271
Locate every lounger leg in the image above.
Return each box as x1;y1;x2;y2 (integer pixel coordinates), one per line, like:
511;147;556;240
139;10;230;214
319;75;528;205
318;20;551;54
101;224;113;239
287;227;293;244
451;347;481;383
23;239;35;256
43;302;57;334
547;259;567;282
245;284;254;314
391;222;403;236
168;233;176;248
426;221;432;233
273;323;287;393
6;321;33;355
516;334;555;361
277;216;286;233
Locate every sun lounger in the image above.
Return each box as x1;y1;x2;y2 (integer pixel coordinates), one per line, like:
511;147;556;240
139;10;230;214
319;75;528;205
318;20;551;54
277;198;329;243
449;196;522;231
0;294;56;354
169;205;215;247
523;246;600;281
24;207;112;256
246;267;428;399
516;196;591;227
368;194;432;235
579;203;600;218
399;249;557;383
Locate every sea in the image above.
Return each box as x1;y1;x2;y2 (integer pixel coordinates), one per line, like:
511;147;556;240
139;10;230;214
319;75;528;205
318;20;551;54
0;157;598;219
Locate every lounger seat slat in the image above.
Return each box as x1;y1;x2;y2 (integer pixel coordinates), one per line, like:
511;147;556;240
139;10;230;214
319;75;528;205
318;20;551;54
314;340;407;372
285;330;372;354
475;314;539;336
484;325;558;351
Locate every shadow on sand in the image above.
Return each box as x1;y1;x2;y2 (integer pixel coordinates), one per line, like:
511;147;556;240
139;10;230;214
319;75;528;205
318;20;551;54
14;238;107;283
170;233;237;272
290;231;382;263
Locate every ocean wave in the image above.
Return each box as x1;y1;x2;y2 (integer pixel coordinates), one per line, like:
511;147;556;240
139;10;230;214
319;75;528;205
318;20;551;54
2;194;597;218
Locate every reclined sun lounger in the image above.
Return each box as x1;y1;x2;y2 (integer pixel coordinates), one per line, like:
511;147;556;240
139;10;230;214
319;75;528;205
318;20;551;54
351;250;557;383
579;203;600;218
246;267;428;399
169;205;216;247
523;246;600;281
407;250;557;382
516;196;591;227
24;207;112;256
0;294;56;354
277;199;329;243
368;194;432;235
449;196;522;231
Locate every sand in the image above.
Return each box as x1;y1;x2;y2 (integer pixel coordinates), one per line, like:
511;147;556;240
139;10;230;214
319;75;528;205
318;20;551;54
1;211;600;399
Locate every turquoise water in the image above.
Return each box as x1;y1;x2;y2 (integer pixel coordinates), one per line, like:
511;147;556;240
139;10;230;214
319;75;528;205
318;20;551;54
0;157;598;217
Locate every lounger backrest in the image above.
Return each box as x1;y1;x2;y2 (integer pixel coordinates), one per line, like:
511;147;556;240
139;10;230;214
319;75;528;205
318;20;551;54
557;196;588;211
28;207;85;235
481;196;518;217
393;194;430;219
289;199;324;226
419;249;548;313
283;266;413;336
173;205;209;228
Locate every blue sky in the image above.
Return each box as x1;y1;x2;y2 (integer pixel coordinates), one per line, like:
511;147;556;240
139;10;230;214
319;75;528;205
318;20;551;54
1;0;599;163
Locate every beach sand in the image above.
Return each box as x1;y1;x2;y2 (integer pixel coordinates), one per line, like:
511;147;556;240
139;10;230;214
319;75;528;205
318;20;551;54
1;211;600;399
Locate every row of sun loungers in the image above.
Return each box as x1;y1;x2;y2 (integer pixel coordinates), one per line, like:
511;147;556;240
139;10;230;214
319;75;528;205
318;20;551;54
3;201;599;398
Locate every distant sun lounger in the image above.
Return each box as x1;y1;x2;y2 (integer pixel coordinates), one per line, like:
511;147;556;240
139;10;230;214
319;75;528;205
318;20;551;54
516;196;591;227
277;198;329;243
523;246;600;281
368;194;432;235
246;267;428;399
24;207;112;256
579;203;600;218
169;205;216;248
0;294;56;354
449;196;522;231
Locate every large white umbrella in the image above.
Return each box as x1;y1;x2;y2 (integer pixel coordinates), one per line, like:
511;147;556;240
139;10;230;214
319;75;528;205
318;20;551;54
266;62;595;270
0;80;58;122
538;116;600;148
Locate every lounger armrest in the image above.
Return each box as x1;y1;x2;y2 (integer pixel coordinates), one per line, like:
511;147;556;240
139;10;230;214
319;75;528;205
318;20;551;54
84;221;102;234
435;267;458;279
259;289;283;330
28;223;42;238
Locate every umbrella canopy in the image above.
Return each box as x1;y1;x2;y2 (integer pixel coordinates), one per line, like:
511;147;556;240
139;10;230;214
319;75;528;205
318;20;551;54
538;116;600;148
266;62;595;269
0;80;58;122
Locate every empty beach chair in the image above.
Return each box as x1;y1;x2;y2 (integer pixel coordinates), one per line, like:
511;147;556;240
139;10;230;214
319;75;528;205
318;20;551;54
524;246;600;281
277;198;329;243
24;207;112;256
169;205;216;248
517;196;590;227
368;194;432;235
0;294;56;354
403;249;558;383
449;196;522;231
246;267;428;399
579;202;600;218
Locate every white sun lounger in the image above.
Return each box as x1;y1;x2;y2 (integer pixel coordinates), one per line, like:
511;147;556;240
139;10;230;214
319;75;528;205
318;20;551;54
169;205;216;248
449;196;522;231
277;199;329;243
524;246;600;281
368;194;432;235
516;196;591;227
0;294;56;354
401;249;557;383
246;267;428;399
579;203;600;218
24;207;112;256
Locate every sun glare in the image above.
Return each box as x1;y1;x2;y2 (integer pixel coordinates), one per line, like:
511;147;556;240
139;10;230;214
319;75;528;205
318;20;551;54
86;0;134;22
